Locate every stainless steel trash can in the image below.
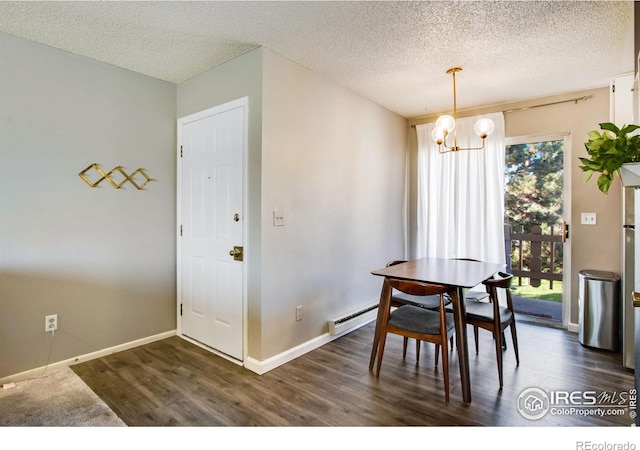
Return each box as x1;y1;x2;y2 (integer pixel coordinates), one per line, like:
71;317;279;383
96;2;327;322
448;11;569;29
578;270;621;351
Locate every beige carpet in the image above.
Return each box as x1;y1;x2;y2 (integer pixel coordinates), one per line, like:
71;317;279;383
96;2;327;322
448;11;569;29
0;367;126;426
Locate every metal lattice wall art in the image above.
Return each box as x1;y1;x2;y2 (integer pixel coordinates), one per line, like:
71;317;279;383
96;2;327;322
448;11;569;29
79;163;153;190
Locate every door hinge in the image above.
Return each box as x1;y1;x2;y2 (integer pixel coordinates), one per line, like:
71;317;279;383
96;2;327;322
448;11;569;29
180;303;183;316
612;84;616;93
180;225;182;237
180;145;183;157
563;222;570;241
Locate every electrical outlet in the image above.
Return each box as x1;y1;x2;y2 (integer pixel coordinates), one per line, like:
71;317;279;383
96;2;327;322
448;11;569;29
581;213;597;225
296;305;303;321
45;314;57;332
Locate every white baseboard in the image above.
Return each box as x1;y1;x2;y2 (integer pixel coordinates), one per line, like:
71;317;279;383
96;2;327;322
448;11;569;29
244;318;375;375
0;330;176;385
2;313;578;383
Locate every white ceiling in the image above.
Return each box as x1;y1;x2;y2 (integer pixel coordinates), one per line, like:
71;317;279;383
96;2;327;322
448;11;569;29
0;1;635;119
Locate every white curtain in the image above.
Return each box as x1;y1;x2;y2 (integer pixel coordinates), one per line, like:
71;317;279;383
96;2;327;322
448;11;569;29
416;112;506;265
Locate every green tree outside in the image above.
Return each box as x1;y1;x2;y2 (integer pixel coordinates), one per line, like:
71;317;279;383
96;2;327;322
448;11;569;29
505;140;564;299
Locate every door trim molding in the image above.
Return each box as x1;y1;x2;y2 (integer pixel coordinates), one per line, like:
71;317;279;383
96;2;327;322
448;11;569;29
176;96;249;361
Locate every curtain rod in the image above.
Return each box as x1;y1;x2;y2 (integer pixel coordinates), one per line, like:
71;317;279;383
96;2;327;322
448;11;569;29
502;94;592;113
410;95;593;128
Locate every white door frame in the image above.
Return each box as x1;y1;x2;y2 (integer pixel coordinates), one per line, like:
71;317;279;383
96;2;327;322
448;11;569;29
505;132;572;328
176;96;249;364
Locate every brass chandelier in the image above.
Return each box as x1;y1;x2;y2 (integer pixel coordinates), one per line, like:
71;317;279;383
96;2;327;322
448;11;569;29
431;67;495;153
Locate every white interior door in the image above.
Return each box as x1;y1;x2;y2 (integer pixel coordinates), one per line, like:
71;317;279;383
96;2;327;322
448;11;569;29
178;98;246;361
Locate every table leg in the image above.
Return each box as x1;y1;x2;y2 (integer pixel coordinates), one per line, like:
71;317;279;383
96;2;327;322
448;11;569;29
369;278;392;371
453;286;471;404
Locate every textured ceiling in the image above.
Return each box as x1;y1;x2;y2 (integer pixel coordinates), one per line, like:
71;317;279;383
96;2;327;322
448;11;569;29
0;1;634;118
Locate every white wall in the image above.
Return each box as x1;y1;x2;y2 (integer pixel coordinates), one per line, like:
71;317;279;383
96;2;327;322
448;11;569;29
259;49;407;359
0;32;177;378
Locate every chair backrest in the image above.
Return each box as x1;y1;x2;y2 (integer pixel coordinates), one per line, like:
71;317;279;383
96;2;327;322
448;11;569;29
386;278;455;297
483;271;513;289
482;272;514;310
385;278;455;323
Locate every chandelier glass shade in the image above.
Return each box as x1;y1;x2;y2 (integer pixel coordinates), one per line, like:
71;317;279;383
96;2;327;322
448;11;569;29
431;67;494;153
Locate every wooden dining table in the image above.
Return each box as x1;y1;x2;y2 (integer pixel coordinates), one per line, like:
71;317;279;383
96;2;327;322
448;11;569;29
370;257;504;404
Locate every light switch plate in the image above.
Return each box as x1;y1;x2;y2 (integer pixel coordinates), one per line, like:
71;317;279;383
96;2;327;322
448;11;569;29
273;210;285;227
581;213;596;225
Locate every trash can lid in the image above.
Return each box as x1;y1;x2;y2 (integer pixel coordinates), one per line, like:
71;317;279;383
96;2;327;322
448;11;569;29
579;270;620;281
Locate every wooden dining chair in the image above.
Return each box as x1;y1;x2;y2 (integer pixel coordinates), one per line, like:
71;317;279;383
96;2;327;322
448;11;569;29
386;260;450;310
465;271;520;389
387;260;458;358
375;278;458;403
369;260;451;369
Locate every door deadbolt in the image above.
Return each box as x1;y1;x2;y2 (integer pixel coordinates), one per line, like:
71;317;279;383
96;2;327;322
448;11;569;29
633;292;640;307
233;213;240;222
229;246;243;261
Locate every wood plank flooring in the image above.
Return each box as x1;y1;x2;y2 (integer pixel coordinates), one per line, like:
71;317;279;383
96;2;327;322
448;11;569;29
70;319;636;427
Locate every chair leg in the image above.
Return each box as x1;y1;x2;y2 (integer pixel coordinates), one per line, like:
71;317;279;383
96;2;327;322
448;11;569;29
376;330;389;378
403;337;408;359
494;329;504;389
441;337;450;403
416;339;421;362
510;323;520;366
474;326;479;354
502;331;507;350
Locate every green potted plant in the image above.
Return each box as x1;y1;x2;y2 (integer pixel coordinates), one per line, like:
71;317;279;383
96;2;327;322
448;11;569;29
579;122;640;194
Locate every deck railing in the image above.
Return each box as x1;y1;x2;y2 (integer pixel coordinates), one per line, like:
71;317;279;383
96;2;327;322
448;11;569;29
505;223;565;288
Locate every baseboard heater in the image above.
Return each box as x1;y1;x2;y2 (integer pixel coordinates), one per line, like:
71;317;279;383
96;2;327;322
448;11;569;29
328;303;378;336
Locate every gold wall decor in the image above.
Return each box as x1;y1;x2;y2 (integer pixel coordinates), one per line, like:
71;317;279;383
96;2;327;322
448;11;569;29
79;163;153;190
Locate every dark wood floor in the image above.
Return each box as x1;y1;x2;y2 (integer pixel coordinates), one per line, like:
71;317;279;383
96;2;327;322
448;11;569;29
71;318;636;427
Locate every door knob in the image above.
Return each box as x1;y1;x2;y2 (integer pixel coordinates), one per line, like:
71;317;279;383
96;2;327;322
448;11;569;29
633;292;640;307
229;246;243;261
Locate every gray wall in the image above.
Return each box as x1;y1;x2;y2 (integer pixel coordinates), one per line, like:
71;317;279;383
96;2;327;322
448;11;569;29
1;36;407;380
0;32;177;378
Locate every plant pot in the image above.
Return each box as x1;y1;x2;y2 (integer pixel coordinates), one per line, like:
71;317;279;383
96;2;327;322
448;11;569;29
620;163;640;188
